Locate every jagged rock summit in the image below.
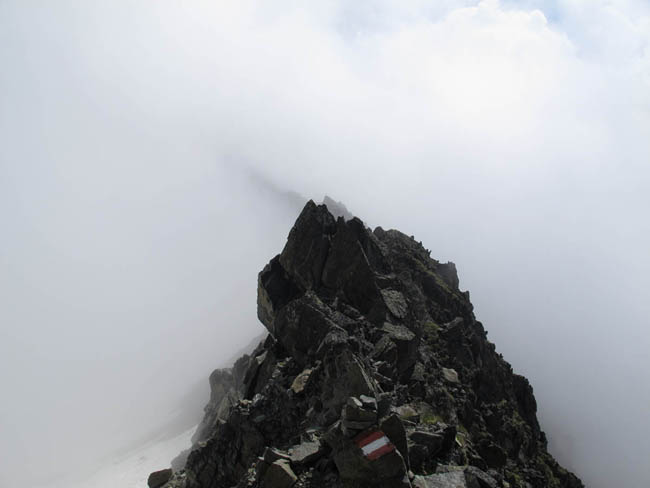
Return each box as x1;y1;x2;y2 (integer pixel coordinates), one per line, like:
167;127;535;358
161;200;583;488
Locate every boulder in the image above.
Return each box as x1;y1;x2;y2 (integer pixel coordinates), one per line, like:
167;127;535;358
148;468;173;488
465;466;499;488
333;435;406;484
299;296;340;346
381;322;418;374
441;368;460;384
289;440;324;465
439;424;458;454
343;397;377;425
393;404;419;422
263;459;297;488
270;293;340;364
324;421;407;485
320;351;377;418
290;367;312;394
410;431;445;455
257;256;300;329
381;289;409;319
342;397;377;433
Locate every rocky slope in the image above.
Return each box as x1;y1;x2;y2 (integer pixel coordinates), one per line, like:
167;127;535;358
158;201;583;488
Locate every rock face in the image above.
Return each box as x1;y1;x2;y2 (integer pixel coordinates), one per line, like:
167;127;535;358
163;200;583;488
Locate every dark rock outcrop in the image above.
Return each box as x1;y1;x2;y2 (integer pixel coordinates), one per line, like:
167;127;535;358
162;201;583;488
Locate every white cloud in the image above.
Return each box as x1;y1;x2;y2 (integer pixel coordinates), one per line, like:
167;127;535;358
1;1;649;487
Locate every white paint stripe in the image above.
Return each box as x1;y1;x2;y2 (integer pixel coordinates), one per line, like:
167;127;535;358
361;436;389;456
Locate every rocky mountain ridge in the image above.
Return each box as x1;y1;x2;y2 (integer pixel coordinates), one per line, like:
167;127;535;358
155;200;583;488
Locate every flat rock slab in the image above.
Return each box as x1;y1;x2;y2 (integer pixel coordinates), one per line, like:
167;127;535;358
289;440;323;465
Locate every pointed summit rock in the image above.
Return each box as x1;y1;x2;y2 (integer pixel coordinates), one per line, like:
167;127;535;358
163;200;583;488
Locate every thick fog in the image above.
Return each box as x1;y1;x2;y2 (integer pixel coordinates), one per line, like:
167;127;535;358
1;1;649;487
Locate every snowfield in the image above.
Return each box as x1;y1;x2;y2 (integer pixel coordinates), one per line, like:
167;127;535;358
36;427;194;488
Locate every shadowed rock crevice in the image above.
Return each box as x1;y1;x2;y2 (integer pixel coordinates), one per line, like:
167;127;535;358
159;200;583;488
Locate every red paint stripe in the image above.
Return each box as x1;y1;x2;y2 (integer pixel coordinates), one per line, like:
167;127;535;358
366;443;395;460
355;430;385;447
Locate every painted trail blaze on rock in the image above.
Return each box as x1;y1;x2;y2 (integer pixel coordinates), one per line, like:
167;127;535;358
355;429;395;461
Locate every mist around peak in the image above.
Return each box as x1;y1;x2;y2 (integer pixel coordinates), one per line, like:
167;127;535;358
1;1;649;487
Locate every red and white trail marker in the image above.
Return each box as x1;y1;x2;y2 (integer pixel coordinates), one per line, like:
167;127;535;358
355;430;396;461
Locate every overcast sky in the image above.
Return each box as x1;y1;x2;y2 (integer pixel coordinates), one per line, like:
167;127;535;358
1;1;649;487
